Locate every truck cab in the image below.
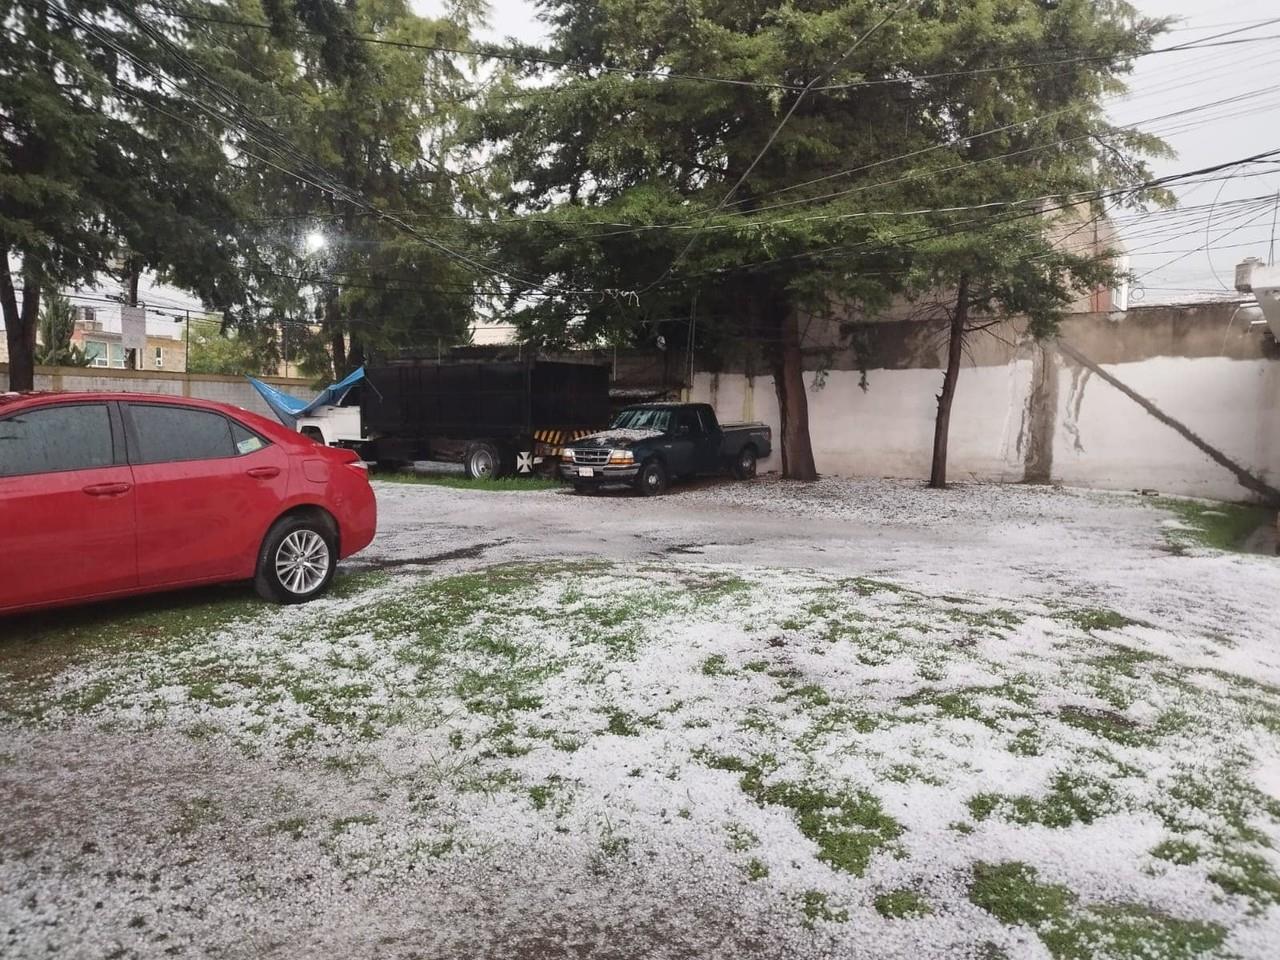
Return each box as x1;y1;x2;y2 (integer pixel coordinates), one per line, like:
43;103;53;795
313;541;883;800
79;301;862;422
295;403;362;449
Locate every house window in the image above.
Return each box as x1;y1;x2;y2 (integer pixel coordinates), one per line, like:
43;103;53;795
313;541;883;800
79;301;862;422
85;341;108;367
154;346;165;369
107;343;126;369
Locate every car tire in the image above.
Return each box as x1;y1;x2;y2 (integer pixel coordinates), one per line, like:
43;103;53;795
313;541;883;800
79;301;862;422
733;446;758;481
635;459;668;497
254;515;338;604
464;441;503;480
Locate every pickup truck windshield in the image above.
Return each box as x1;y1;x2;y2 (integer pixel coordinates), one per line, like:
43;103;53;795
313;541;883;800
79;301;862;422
609;408;671;432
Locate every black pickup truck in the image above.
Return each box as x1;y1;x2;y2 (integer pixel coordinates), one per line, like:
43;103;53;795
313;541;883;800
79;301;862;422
559;402;772;495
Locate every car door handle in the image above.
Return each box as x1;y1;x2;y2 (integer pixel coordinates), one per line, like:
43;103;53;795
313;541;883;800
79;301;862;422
82;482;131;497
246;466;281;479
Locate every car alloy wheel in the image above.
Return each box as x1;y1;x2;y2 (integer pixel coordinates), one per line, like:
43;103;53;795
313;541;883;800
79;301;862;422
274;529;331;595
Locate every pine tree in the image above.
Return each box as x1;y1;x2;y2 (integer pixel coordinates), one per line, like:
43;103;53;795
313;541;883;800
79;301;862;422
0;1;253;389
33;288;88;367
183;0;489;376
475;0;1167;480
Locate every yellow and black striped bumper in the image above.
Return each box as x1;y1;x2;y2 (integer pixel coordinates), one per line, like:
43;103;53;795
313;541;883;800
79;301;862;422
532;428;599;458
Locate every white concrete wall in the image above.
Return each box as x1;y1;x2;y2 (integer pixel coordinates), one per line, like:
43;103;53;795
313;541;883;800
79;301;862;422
692;354;1280;502
0;368;313;422
1053;356;1280;502
693;365;1029;483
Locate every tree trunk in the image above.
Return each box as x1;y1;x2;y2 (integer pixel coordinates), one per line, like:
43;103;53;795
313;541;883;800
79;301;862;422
347;334;365;370
770;303;818;481
325;293;346;378
329;327;347;378
929;274;969;489
1;256;39;392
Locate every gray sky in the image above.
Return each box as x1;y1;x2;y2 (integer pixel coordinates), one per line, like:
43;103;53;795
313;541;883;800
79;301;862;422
422;0;1280;305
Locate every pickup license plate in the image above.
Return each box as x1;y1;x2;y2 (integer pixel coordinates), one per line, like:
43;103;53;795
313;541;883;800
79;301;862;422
577;467;595;478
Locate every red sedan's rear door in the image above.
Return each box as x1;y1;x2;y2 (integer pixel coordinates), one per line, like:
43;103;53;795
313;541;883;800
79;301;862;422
123;402;290;587
0;401;138;612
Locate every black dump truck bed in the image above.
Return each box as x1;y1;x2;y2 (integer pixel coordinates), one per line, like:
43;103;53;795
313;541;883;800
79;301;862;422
360;360;611;477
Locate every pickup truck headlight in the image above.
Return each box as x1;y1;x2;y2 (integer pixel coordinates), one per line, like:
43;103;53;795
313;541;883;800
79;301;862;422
608;449;634;465
560;449;575;461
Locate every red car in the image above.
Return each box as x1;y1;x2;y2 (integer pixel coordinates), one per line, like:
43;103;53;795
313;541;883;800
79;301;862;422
0;392;376;616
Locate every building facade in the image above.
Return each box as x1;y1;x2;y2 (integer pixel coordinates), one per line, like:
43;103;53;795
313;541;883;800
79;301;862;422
70;308;187;373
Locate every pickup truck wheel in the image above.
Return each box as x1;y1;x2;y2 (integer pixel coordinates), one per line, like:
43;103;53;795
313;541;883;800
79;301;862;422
733;446;758;480
464;441;502;480
635;459;668;496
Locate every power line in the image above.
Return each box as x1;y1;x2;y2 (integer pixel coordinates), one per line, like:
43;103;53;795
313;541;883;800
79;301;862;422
707;86;1280;221
638;149;1280;288
154;5;1280;96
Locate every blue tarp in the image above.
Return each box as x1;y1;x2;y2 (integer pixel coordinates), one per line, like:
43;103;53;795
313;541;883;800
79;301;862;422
248;366;365;427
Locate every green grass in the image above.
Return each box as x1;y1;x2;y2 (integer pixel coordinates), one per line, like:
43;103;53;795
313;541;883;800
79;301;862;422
0;570;388;705
704;754;902;876
969;862;1224;960
800;890;848;925
874;888;932;919
1154;497;1272;553
266;817;309;841
374;471;561;491
1059;608;1137;633
968;772;1121;828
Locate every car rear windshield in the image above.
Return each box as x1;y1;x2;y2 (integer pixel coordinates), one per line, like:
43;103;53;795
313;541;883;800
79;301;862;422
609;408;671;432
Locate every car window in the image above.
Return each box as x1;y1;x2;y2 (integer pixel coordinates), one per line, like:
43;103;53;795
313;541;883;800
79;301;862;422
696;408;718;432
675;410;700;435
128;404;236;464
231;421;268;456
0;404;114;477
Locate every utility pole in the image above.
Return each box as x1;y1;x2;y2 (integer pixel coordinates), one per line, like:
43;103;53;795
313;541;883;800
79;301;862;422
173;310;191;374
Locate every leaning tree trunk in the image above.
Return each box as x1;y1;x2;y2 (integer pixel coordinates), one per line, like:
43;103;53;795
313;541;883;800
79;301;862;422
770;303;818;481
1;257;39;392
929;274;970;489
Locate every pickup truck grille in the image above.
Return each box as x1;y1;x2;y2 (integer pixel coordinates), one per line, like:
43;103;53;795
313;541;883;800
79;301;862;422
568;448;610;466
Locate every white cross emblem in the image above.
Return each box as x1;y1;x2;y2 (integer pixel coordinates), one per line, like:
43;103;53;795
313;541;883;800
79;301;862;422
516;451;533;473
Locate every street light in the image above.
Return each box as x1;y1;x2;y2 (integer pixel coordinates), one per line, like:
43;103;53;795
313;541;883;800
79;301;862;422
304;230;327;254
